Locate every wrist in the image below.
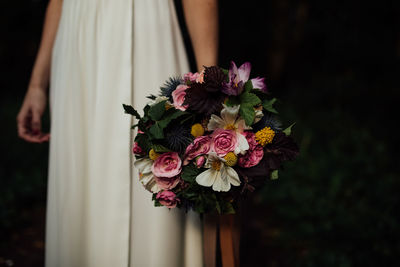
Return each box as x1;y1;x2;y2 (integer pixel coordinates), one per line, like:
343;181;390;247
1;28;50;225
28;84;48;93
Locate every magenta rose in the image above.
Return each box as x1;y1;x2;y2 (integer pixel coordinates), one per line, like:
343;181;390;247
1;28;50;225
184;136;211;165
211;129;238;156
172;84;189;111
132;142;143;155
155;176;180;190
152;152;182;178
156;191;180;208
238;131;264;168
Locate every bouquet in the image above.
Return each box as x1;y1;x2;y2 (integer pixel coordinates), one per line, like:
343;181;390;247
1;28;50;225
123;61;299;214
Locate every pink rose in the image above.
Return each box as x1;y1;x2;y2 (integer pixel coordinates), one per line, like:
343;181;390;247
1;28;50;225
238;132;264;168
155;176;180;190
195;156;206;168
184;72;200;83
211;129;238;156
156;191;180;208
197;71;205;83
152;152;182;178
132;142;143;155
184;136;212;165
242;131;258;150
172;84;189;111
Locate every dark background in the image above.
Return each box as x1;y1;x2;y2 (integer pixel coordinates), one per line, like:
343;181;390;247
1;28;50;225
1;0;399;266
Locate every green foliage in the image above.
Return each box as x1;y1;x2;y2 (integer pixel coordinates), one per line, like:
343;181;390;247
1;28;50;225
181;164;202;183
148;123;164;139
262;98;278;114
177;165;237;214
283;122;296;136
244;80;253;93
270;169;279;180
147;100;166;121
239;104;256;126
134;133;151;153
151;143;172;153
225;96;240;107
157;109;188;128
122;104;141;120
240;92;261;106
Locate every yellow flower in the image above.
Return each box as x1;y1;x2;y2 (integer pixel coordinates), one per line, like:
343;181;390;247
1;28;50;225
149;149;160;160
191;123;205;137
223;152;238;166
255;126;275;146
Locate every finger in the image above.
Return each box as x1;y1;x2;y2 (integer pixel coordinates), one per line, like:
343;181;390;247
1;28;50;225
31;108;42;134
17;111;31;139
20;133;43;143
38;133;51;142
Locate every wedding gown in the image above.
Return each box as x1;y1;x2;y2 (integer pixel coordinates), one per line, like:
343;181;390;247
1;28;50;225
47;0;203;266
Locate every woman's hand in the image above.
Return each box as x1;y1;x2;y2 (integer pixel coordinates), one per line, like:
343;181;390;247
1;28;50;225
17;87;50;143
16;0;63;143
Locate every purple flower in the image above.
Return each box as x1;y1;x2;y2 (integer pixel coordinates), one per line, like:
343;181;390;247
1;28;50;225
251;77;267;93
222;61;267;95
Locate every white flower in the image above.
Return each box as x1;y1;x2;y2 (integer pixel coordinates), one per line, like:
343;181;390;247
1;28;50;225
195;152;241;192
208;104;250;155
133;157;160;193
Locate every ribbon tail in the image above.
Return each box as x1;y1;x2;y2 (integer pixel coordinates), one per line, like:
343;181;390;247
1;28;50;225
203;214;218;267
219;214;240;267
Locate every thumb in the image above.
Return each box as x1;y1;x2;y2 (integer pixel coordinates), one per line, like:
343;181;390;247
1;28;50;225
31;108;42;134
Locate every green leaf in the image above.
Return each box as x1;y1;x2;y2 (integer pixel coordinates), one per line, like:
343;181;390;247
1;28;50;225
215;201;221;214
244;80;253;93
240;92;261;106
152;143;172;153
221;68;229;82
135;133;151;153
262;98;278;114
149;123;164;139
239;103;255;126
146;94;157;100
283;122;296;136
181;164;203;183
220;201;236;214
148;100;167;121
158;109;188;129
270;170;279;180
122;104;141;120
225;96;240;107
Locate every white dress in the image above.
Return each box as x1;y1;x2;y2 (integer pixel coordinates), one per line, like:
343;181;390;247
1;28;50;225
47;0;203;266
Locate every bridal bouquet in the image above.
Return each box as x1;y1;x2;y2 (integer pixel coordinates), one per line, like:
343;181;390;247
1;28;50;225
123;61;299;214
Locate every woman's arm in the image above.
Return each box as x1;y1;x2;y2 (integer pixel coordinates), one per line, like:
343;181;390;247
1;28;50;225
17;0;63;143
182;0;219;71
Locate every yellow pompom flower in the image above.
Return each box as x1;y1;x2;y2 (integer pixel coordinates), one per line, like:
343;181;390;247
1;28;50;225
191;123;205;137
223;152;238;167
255;126;275;146
149;149;160;160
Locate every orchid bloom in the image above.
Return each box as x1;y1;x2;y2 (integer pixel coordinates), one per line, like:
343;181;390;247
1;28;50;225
222;61;267;95
208;104;250;155
133;157;160;193
195;152;241;192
